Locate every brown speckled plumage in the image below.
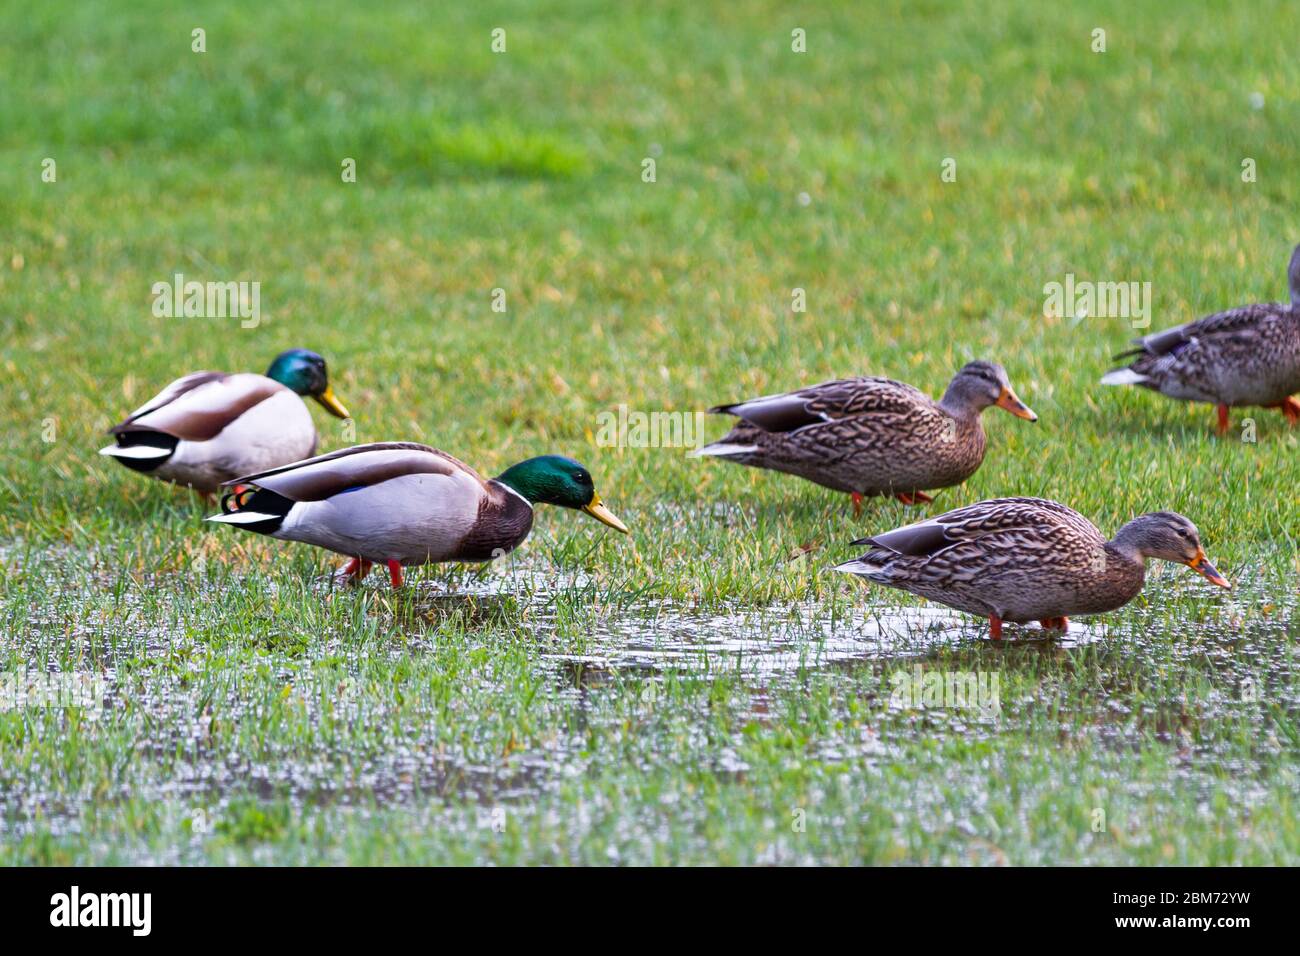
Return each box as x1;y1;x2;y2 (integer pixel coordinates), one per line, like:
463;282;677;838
836;498;1229;632
693;362;1036;500
1102;244;1300;423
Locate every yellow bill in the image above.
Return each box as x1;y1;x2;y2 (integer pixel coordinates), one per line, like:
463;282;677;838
582;494;629;534
315;385;350;419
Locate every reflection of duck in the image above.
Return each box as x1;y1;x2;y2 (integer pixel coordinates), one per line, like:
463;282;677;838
836;497;1229;639
99;349;349;493
208;442;628;587
693;362;1035;512
1102;244;1300;434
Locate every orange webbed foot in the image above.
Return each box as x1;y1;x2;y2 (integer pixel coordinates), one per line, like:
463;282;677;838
338;557;373;585
1280;396;1300;426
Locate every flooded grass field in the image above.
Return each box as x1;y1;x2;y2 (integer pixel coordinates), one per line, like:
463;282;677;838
3;0;1300;864
1;532;1296;864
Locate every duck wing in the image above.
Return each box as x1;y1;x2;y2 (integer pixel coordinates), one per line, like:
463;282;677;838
855;497;1104;556
112;372;286;441
709;377;930;433
224;441;483;501
1115;303;1287;360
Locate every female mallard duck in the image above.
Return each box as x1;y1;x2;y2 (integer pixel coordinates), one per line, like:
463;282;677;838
99;349;350;494
691;362;1036;511
206;442;628;587
1101;243;1300;435
835;497;1229;638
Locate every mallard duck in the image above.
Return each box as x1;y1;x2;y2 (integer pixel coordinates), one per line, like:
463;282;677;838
205;442;628;587
691;362;1036;511
835;497;1229;638
99;349;350;494
1101;244;1300;434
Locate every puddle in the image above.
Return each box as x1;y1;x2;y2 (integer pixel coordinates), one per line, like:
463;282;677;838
538;603;1107;681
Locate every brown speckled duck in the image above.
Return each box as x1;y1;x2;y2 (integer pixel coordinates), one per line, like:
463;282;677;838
691;362;1036;512
835;497;1230;639
1101;243;1300;435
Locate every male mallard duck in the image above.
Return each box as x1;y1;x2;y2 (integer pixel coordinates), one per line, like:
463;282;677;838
835;497;1229;638
205;442;628;587
1101;244;1300;435
99;349;350;494
691;362;1036;511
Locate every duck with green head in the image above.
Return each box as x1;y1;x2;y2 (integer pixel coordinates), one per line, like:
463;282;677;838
99;348;350;494
207;442;628;587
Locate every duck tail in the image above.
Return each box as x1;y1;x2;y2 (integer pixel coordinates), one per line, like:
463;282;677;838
833;555;891;581
687;442;757;458
1100;368;1148;386
206;483;293;534
1111;345;1149;361
98;431;177;473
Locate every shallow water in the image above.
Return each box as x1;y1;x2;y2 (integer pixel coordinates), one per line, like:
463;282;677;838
0;545;1294;862
539;602;1106;680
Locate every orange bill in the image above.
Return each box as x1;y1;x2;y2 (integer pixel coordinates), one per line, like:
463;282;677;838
1187;549;1230;588
995;387;1037;421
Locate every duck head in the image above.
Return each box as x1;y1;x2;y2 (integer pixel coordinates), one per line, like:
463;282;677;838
266;349;350;418
1111;512;1229;588
496;455;629;533
940;361;1037;421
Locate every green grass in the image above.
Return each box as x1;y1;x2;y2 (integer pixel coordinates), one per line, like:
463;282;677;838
1;0;1298;864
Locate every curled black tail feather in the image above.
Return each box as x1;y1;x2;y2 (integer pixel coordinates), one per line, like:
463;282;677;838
108;431;178;473
219;483;294;535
